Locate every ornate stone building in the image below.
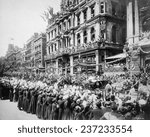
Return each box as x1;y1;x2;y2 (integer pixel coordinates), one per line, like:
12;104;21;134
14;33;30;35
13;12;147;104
45;0;126;75
126;0;150;72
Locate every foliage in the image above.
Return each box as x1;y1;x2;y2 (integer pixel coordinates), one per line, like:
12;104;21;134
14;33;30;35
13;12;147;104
0;57;18;77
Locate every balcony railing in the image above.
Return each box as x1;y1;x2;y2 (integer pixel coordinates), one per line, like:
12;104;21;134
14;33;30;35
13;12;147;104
45;41;100;60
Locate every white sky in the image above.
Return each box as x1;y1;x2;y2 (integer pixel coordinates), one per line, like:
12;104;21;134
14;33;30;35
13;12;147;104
0;0;61;57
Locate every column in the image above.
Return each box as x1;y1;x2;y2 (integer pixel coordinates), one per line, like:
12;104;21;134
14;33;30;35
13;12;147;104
81;11;84;24
95;50;100;72
56;59;59;74
87;7;90;20
74;14;77;27
104;50;107;65
61;39;64;49
74;33;77;47
95;2;100;16
95;23;100;40
70;56;73;75
70;33;73;45
134;0;140;43
127;0;134;44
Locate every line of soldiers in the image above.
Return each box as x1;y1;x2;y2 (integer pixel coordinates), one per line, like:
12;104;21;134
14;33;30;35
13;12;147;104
0;73;150;120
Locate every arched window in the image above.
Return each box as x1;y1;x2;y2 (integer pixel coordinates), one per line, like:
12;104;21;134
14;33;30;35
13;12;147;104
122;28;126;44
51;45;53;52
77;33;81;44
54;44;57;51
91;27;95;41
112;25;117;43
90;4;95;18
77;13;80;26
83;30;87;43
112;2;117;16
142;17;150;32
83;9;87;22
58;40;61;49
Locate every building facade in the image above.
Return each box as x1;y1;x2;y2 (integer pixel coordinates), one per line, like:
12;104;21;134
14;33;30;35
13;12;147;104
24;33;46;73
45;0;126;75
126;0;150;72
24;33;39;68
34;33;47;72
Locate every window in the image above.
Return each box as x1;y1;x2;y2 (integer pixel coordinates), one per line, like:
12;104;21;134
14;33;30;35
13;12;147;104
54;29;56;37
112;2;117;16
51;45;53;52
142;17;150;32
91;27;95;41
77;14;80;25
83;30;87;43
83;10;87;22
91;5;95;18
68;19;71;28
55;44;57;51
112;26;117;43
59;25;61;33
49;46;50;54
48;32;50;40
101;2;105;13
51;31;53;39
63;22;66;30
77;33;81;44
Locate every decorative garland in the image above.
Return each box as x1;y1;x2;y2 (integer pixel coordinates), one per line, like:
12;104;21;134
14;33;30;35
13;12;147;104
106;57;125;64
139;47;150;54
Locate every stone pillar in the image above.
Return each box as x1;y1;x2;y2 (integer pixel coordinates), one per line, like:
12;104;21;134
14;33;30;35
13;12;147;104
74;14;77;27
87;7;90;20
81;12;84;24
70;56;74;75
134;0;140;43
66;37;68;47
127;0;134;44
95;1;100;15
95;23;100;40
46;45;49;56
56;59;59;74
95;50;100;72
104;50;107;65
70;33;73;45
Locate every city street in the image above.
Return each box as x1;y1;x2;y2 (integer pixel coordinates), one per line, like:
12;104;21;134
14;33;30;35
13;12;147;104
0;100;39;120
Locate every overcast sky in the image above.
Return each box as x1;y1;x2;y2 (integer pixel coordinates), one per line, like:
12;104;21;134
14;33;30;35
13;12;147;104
0;0;61;57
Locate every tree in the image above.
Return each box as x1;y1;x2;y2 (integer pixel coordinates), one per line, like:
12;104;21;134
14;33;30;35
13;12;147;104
0;57;17;77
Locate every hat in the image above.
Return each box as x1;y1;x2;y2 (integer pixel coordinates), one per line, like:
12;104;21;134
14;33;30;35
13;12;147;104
125;112;132;120
138;99;146;106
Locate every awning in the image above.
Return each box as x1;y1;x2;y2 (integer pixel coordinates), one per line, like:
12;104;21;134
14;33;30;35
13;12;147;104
106;53;126;60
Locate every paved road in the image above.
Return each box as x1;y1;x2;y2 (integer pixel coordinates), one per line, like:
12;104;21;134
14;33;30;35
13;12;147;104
0;100;39;120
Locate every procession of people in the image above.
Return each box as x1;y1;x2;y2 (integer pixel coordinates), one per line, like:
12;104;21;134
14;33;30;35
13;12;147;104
0;71;150;120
